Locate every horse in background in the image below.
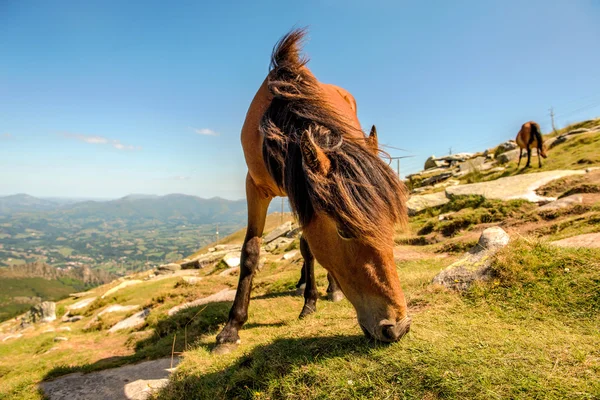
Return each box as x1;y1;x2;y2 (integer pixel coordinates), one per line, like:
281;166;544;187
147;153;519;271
516;121;548;168
213;29;410;353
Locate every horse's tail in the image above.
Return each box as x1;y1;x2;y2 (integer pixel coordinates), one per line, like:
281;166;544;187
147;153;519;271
530;122;547;158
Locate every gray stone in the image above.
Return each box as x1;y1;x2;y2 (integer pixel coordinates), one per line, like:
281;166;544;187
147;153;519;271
157;263;181;273
459;157;486;173
495;141;517;155
61;315;83;323
167;289;236;316
282;250;298;260
432;227;510;290
54;336;68;342
407;192;450;216
182;276;202;285
286;226;302;238
263;221;293;243
218;267;240;277
420;172;453;187
496;149;520;164
108;308;150;333
550;233;600;249
102;281;142;298
222;253;240;268
538;194;584;212
437;153;474;163
40;357;179;400
446;170;586;203
30;301;56;323
98;305;140;317
180;259;200;269
68;297;97;311
424;155;438;170
264;237;294;252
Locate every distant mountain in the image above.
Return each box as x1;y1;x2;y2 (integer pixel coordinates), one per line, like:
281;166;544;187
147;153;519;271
0;194;60;214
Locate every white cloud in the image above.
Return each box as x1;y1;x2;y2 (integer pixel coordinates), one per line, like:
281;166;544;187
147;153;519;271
61;132;141;151
1;133;14;140
192;127;219;136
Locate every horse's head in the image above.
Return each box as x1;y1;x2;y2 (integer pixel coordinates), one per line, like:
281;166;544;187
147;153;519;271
298;125;411;342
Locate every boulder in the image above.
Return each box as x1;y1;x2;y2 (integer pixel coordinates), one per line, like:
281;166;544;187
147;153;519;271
282;250;298;260
286;226;302;238
420;172;453;187
423;156;439;170
263;221;293;243
432;227;510;290
437;153;474;163
495;141;517;155
61;315;83;323
180;259;200;269
30;301;56;323
458;157;486;173
108;308;150;333
98;305;139;317
157;263;181;274
54;336;68;342
407;192;450;216
496;149;520;164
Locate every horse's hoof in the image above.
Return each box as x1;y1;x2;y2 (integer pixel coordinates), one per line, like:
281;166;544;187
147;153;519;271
328;291;344;302
299;304;316;319
211;342;239;355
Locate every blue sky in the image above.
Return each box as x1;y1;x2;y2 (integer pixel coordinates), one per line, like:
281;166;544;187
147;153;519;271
1;1;599;199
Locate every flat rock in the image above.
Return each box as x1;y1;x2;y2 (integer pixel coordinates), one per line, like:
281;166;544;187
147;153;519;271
102;281;142;299
69;291;94;299
108;309;150;333
218;267;239;277
157;263;182;274
68;297;97;311
407;192;450;216
264;237;294;252
180;259;200;269
167;289;236;316
54;336;68;342
459;157;486;173
263;221;293;243
98;305;139;317
282;250;298;260
182;276;202;285
446;170;586;203
538;194;584;211
432;227;510;290
495;141;517;155
496;149;520;164
61;315;83;323
40;357;179;400
550;233;600;249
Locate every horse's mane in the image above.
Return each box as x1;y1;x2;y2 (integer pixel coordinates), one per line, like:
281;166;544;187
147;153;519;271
261;29;407;250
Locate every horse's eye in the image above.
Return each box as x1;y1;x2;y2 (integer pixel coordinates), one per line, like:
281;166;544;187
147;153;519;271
337;227;354;240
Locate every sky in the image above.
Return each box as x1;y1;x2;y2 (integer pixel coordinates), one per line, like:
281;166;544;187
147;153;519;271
1;0;600;200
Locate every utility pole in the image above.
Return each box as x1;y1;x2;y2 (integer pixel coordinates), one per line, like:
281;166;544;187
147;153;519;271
549;107;557;134
389;155;415;179
449;147;453;155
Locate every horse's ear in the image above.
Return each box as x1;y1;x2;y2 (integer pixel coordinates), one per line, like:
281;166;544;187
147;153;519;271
367;125;378;154
300;127;331;175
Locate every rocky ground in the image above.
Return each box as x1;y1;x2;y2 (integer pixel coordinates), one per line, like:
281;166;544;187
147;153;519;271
1;119;599;400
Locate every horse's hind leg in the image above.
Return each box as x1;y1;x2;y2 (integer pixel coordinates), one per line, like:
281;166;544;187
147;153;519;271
537;147;543;168
214;174;271;353
327;273;345;302
517;148;523;167
299;235;318;318
295;258;307;295
525;147;532;168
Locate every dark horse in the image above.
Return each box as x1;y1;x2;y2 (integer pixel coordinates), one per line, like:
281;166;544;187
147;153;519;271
516;121;548;168
213;29;410;353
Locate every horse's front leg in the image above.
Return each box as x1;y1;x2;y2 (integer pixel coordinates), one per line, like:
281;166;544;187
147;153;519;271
299;235;318;318
537;148;543;168
327;273;345;302
525;147;532;168
214;174;271;354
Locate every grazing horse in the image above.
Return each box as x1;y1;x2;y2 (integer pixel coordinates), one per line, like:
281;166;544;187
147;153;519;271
214;29;410;353
516;121;547;168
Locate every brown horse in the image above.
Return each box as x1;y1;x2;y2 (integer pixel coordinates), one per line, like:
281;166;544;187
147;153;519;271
213;29;410;353
516;121;548;168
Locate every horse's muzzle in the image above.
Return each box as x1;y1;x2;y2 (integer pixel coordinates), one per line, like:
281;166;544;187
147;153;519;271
361;317;411;342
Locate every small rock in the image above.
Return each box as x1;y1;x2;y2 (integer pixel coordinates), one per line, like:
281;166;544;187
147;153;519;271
208;247;216;252
432;227;510;290
180;259;200;269
157;263;182;274
264;237;294;252
54;336;68;342
459;157;486;173
263;221;293;243
167;289;236;316
58;327;72;332
108;308;150;333
421;172;453;187
30;301;56;323
495;141;517;155
496;149;520;164
182;276;202;285
282;250;298;260
218;267;240;277
98;305;140;317
62;315;83;323
2;334;23;342
222;253;241;268
538;194;584;212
